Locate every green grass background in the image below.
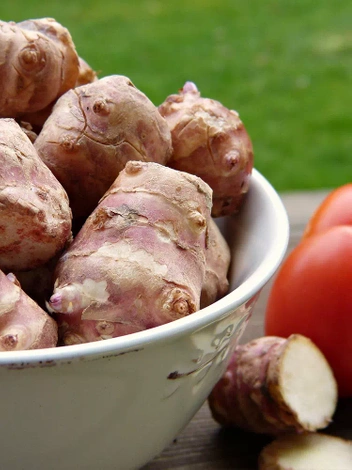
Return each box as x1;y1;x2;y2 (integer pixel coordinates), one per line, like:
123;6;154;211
2;1;351;192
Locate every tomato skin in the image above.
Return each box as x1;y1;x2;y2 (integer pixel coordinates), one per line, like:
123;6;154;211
303;183;352;239
265;225;352;397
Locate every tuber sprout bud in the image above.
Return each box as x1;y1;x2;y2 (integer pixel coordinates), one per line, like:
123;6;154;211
60;135;79;152
92;98;110;115
1;333;19;350
182;81;199;94
172;299;190;316
124;161;144;175
20;46;41;67
96;321;115;335
224;150;240;171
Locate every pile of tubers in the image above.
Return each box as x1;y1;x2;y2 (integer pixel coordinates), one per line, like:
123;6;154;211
0;17;254;351
2;16;349;469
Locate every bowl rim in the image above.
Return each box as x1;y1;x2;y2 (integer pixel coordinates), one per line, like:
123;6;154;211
0;169;289;365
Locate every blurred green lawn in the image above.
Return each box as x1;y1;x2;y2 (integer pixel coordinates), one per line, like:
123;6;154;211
2;1;352;192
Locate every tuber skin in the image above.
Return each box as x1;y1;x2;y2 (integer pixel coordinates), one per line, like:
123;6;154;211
200;217;231;309
35;75;173;218
159;81;254;217
0;118;72;271
48;161;212;345
0;18;79;118
208;334;338;435
0;270;58;351
19;120;38;143
20;57;99;133
75;56;98;87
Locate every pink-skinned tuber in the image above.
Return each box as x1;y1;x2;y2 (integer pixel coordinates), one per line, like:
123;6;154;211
20;57;98;133
0;118;72;272
48;161;212;345
0;270;58;351
208;334;337;435
75;56;98;87
0;17;79;118
159;81;254;217
35;75;173;218
19;120;38;143
201;217;230;309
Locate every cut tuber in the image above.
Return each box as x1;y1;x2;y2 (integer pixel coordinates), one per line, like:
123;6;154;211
208;334;338;435
258;432;352;470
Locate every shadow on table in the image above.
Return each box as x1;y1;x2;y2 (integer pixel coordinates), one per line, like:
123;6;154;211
210;426;271;469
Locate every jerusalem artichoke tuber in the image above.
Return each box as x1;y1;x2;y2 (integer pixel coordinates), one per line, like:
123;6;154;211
208;334;338;435
201;217;230;309
0;270;58;351
75;56;98;86
0;118;72;271
258;432;352;470
159;81;254;217
35;75;173;218
0;18;79;118
20;57;98;132
48;161;212;345
19;120;37;143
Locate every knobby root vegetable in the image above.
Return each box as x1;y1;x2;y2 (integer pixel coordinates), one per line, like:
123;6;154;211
75;56;98;86
208;334;337;435
19;120;37;143
48;161;212;345
201;217;230;309
0;17;79;118
35;74;173;218
0;118;72;271
258;433;352;470
0;270;58;351
21;57;98;133
159;81;254;217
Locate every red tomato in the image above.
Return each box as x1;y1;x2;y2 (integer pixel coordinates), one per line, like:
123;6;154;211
265;225;352;397
303;183;352;238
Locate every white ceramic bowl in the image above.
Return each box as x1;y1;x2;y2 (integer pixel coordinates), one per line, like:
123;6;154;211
0;169;289;470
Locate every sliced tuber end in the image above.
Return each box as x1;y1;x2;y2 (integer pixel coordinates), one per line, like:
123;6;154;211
258;433;352;470
271;334;338;432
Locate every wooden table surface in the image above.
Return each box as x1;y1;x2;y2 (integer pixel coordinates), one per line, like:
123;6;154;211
144;190;352;470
